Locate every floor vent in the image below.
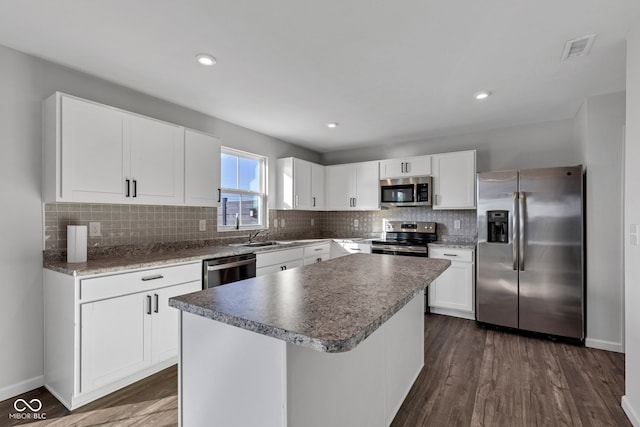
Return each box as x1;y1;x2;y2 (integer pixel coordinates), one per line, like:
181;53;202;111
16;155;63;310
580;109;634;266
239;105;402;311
561;34;597;61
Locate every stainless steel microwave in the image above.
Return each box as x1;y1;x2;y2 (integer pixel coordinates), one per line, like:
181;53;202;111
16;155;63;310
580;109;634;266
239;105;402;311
380;176;432;207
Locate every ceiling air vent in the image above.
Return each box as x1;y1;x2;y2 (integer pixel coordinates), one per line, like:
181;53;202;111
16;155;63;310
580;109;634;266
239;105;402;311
561;34;597;61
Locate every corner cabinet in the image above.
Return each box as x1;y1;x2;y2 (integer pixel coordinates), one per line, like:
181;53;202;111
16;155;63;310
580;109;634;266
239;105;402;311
44;262;201;410
326;161;380;210
432;150;476;210
428;247;475;320
276;157;325;210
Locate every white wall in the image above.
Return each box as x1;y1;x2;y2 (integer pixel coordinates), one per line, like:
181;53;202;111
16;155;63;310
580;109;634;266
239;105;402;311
577;92;626;352
322;119;580;172
623;22;640;427
0;43;321;400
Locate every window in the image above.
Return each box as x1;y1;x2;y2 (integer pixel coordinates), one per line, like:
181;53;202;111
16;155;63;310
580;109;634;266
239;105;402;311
218;147;267;230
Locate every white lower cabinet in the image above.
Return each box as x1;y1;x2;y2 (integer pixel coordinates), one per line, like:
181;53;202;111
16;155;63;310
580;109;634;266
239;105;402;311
428;247;475;320
44;262;201;410
330;240;372;258
256;247;305;276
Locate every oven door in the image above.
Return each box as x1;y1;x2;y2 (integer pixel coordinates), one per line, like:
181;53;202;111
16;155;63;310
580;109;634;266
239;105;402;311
380;184;415;206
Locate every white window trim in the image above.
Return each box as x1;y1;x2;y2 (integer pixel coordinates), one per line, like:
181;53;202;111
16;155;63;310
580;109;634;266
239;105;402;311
218;147;268;232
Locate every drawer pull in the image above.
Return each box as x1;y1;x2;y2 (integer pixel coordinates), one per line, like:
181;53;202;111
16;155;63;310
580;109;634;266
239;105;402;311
443;254;458;257
314;248;323;251
141;274;164;281
352;248;361;251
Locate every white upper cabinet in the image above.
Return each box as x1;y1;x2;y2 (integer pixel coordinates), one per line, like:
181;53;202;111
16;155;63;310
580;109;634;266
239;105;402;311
379;155;432;179
43;92;188;205
432;150;476;210
326;161;379;210
277;157;325;210
310;162;325;210
53;95;127;203
184;129;221;207
127;114;184;205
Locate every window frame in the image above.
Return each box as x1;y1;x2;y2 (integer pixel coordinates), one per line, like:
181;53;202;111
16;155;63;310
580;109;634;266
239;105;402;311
217;147;268;232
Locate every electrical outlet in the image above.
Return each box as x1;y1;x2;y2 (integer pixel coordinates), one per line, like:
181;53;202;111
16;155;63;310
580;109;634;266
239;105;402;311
311;218;315;227
631;224;639;246
454;220;461;229
280;219;286;228
273;218;278;228
353;219;359;227
89;222;101;237
199;219;207;232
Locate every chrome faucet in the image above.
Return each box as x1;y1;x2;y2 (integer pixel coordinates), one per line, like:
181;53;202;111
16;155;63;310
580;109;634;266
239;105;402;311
248;230;261;243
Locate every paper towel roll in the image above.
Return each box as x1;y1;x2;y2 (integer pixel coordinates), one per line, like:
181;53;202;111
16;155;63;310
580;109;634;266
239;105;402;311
67;225;87;263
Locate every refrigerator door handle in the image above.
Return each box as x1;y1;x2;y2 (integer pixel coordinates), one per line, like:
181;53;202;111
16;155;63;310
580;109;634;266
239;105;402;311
519;191;526;271
512;192;519;271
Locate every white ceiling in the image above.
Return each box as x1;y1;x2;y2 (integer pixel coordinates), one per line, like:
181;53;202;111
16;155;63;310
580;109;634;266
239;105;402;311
1;1;639;153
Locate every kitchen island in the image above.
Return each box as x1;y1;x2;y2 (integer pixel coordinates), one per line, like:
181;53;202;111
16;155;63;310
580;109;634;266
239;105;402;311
169;253;450;427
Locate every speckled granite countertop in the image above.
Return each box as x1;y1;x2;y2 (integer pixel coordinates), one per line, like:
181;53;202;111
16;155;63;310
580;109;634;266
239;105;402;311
428;241;476;250
169;254;450;353
43;239;335;277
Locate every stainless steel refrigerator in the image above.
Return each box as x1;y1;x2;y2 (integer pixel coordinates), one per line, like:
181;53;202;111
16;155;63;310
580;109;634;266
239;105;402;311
476;166;584;341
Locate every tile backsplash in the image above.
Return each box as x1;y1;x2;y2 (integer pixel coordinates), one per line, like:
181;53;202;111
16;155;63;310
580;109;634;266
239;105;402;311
44;203;476;254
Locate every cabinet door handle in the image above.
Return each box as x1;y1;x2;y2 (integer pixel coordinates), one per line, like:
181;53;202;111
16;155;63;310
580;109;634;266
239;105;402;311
141;274;164;281
125;179;131;197
401;162;405;173
154;294;159;313
312;197;316;207
405;162;410;173
218;189;221;203
146;295;152;315
133;179;137;198
353;198;357;208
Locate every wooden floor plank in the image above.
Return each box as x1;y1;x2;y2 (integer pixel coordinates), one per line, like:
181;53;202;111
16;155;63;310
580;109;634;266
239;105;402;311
0;315;629;427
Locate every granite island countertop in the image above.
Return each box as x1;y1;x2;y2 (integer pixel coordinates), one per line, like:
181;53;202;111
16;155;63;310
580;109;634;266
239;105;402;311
169;253;450;353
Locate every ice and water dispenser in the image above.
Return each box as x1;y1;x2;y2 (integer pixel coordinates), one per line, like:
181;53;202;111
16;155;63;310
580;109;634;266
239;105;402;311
487;210;509;243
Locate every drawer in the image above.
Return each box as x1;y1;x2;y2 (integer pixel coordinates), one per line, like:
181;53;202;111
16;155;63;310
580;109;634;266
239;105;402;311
304;253;331;265
429;247;474;262
342;242;371;254
303;243;330;257
80;262;201;301
256;247;304;268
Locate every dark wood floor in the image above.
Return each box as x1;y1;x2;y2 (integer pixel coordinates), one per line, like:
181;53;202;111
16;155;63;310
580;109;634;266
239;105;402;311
392;315;629;427
0;315;628;426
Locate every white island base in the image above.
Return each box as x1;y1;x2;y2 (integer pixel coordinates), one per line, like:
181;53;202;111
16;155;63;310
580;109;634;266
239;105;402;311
178;293;425;427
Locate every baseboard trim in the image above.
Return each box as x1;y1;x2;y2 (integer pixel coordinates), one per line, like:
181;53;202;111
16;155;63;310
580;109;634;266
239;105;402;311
585;337;624;353
0;375;44;402
622;395;640;427
429;307;475;321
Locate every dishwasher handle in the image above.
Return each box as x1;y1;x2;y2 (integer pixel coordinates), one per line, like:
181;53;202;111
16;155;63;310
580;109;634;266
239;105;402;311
207;258;256;271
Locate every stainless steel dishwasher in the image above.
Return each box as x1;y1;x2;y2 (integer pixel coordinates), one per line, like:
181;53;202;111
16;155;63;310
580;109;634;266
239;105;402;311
203;253;256;289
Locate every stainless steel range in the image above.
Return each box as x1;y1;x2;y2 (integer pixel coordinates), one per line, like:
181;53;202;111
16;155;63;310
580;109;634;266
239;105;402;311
371;221;438;313
371;221;437;257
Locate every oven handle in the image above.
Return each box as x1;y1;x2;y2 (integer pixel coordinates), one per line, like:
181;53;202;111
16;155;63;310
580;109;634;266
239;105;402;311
207;259;256;271
372;245;427;254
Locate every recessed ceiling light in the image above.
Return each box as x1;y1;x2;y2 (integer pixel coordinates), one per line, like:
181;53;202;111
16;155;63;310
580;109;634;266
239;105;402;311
326;122;339;128
196;53;216;66
474;91;492;101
